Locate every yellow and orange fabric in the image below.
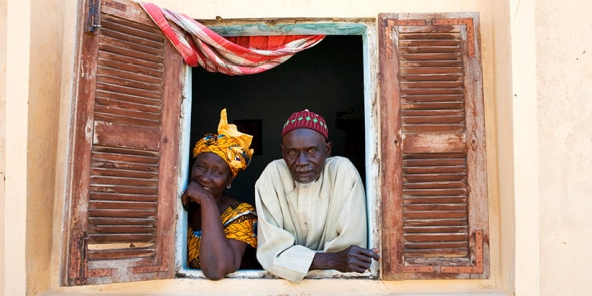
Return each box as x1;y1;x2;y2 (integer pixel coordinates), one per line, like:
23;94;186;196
192;109;254;178
187;202;257;269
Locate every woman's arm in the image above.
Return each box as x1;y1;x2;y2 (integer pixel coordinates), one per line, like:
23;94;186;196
183;182;248;280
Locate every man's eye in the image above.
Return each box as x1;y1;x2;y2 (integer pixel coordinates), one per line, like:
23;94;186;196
308;148;317;155
288;151;297;157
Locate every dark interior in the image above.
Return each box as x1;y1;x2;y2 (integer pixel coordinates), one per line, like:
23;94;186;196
189;35;366;207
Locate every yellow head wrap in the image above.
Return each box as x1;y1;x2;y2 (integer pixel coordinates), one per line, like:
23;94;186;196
192;109;254;178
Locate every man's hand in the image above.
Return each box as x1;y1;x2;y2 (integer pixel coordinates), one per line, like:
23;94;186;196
311;245;379;273
331;246;380;273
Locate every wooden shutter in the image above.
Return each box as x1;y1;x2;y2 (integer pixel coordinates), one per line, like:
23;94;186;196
378;12;489;280
65;0;183;285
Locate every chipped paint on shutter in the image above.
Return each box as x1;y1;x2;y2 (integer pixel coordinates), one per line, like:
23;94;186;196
379;12;489;280
66;0;182;285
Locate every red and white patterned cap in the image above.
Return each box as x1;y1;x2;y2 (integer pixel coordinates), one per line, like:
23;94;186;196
281;109;328;139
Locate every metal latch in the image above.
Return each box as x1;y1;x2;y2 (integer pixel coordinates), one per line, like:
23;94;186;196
85;0;101;33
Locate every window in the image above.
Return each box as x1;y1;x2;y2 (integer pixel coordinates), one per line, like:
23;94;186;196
179;35;369;279
63;0;489;285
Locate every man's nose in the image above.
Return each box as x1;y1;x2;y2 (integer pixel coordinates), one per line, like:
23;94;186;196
295;152;308;165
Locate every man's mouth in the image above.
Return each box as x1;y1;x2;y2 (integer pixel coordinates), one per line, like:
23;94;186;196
296;171;312;176
295;170;314;181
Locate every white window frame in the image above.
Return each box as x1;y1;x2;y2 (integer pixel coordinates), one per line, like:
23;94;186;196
173;21;381;280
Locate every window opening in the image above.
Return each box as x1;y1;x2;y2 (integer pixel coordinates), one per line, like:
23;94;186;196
176;30;377;279
191;35;365;205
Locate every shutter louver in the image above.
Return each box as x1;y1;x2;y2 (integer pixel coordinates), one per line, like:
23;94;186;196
66;0;183;285
379;13;489;280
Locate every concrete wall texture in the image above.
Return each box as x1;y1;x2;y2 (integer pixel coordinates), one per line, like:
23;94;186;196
536;0;592;295
1;0;590;295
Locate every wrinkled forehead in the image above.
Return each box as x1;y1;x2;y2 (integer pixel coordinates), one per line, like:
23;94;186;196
281;128;326;147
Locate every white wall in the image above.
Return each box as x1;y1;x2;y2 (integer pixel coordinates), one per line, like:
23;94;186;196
536;0;592;295
4;0;31;295
0;0;7;293
508;0;540;294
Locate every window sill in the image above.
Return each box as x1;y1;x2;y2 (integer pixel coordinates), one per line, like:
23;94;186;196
176;267;374;279
45;285;508;296
46;271;505;296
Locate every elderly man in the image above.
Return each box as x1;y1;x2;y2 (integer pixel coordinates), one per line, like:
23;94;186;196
255;109;379;283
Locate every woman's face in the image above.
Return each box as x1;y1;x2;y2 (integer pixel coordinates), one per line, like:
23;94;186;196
191;152;233;198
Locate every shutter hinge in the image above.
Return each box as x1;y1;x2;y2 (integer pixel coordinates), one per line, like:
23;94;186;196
85;0;101;33
77;232;89;285
70;231;89;285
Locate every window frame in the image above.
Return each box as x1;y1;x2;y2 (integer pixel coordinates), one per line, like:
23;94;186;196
173;20;382;280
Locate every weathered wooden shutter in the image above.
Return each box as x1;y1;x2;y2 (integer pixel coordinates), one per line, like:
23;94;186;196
66;0;183;285
378;12;489;280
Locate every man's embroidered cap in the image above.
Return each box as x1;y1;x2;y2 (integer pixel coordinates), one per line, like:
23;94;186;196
281;109;328;139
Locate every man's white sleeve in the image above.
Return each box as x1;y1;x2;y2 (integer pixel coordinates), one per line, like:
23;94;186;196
255;167;315;283
323;160;367;252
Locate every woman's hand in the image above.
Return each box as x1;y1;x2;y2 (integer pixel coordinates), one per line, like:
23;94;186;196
181;181;215;210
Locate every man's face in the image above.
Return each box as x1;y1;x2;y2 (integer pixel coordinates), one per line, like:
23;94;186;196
281;128;332;184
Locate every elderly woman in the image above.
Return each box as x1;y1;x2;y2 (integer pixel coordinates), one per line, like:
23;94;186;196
182;109;257;280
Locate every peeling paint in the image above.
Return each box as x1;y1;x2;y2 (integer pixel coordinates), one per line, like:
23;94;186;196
201;20;371;36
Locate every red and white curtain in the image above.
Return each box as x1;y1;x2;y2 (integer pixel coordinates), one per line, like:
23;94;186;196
140;2;325;76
